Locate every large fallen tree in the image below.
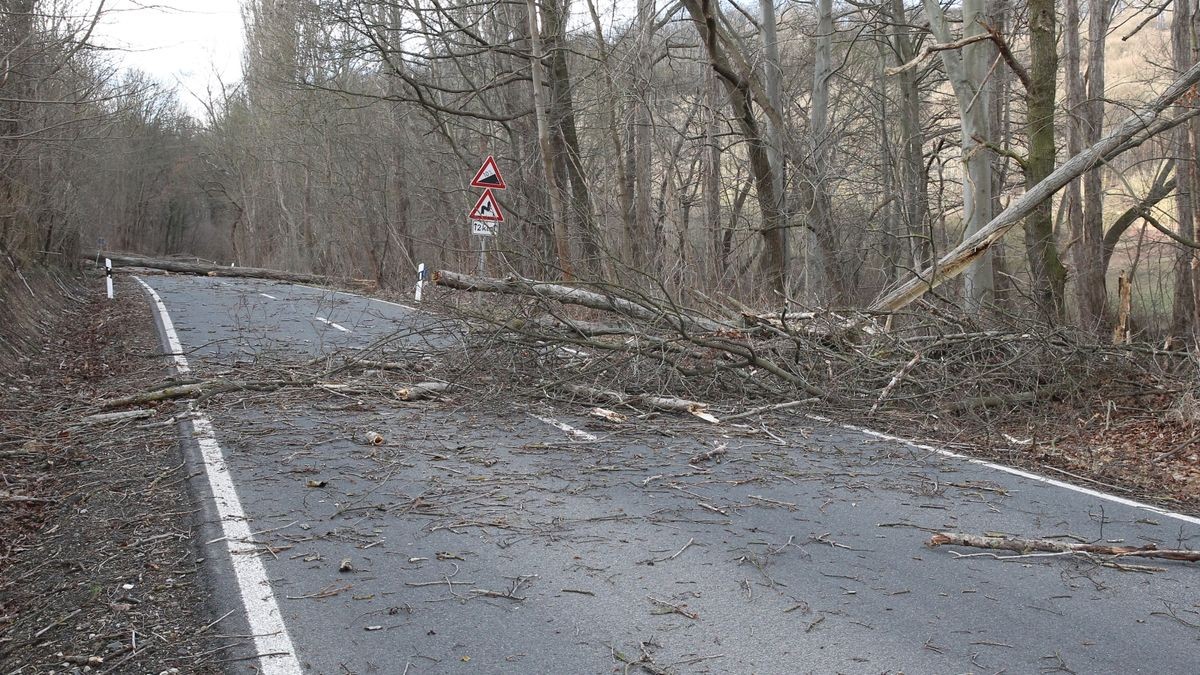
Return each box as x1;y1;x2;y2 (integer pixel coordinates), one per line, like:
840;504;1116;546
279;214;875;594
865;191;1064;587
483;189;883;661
84;251;326;284
872;59;1200;313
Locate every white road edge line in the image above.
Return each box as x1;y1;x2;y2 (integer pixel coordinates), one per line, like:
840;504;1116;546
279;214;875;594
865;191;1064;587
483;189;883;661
260;293;278;300
532;414;598;442
315;316;351;333
804;413;1200;527
133;277;303;675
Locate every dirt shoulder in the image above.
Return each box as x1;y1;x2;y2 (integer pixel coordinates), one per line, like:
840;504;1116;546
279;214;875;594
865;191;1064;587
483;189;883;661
0;275;222;673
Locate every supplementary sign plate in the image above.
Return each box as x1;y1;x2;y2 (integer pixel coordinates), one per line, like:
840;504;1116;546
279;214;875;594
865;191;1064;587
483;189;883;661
472;220;498;237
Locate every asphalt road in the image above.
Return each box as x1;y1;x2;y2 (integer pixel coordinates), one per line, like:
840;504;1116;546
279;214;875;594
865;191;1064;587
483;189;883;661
136;274;1200;674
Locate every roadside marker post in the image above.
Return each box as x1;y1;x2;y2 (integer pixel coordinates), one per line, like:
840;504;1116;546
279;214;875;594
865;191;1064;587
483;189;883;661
105;258;113;299
415;263;427;302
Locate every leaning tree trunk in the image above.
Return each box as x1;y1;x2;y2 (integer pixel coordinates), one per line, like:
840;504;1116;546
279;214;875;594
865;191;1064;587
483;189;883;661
680;0;788;299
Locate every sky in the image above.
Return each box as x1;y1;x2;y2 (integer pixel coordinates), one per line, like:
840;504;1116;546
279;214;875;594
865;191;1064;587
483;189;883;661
91;0;245;115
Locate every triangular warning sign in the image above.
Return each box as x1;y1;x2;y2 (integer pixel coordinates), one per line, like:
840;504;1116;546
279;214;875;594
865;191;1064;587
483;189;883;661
470;156;506;190
469;189;504;222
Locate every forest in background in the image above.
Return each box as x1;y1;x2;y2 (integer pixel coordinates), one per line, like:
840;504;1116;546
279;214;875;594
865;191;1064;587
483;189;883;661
2;0;1200;338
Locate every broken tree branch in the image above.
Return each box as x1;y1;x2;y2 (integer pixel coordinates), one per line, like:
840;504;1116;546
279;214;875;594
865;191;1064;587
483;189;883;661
928;532;1200;562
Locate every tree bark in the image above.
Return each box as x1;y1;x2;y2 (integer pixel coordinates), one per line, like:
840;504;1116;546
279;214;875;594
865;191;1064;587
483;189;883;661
1022;0;1066;322
525;0;573;280
1075;0;1114;332
923;0;994;312
1170;0;1199;338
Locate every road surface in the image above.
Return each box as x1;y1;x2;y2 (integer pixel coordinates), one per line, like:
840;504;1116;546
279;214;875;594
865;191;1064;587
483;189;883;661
135;274;1200;674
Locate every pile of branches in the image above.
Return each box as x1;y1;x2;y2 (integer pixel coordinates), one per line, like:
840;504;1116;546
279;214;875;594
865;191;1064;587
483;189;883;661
431;270;1190;421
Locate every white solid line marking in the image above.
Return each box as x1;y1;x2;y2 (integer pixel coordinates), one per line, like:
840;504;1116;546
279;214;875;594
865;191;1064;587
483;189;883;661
532;414;598;442
260;293;278;300
135;278;190;374
315;316;351;333
134;277;303;675
804;413;1200;527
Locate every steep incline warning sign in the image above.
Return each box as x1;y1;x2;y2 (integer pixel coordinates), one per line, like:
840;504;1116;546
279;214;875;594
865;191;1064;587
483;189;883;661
470;156;506;190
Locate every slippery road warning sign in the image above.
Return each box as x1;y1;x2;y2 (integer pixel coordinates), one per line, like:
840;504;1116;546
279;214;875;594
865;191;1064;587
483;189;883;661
470;156;506;190
469;189;504;222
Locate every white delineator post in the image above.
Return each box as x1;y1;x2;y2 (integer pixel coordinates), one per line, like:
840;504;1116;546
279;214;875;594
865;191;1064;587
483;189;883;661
415;263;426;302
105;258;114;299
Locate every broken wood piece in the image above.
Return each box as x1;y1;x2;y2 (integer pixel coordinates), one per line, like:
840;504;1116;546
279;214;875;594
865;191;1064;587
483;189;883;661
723;398;819;422
589;407;627;423
689;444;728;464
396;381;449;401
76;408;156;425
647;596;700;620
561;383;713;418
362;431;385;445
870;353;922;415
928;532;1200;562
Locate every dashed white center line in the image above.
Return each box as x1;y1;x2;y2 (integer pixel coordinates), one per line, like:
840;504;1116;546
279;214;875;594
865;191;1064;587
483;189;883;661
532;414;598;442
260;293;277;300
315;316;351;333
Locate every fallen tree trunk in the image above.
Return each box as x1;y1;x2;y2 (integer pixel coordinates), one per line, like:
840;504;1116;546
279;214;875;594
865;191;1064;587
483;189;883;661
86;251;326;285
872;60;1200;313
928;531;1200;562
432;270;728;334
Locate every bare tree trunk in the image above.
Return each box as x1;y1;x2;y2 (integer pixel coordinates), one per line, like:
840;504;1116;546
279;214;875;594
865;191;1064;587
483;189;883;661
704;69;724;278
923;0;994;312
1075;0;1114;332
762;0;789;293
1171;0;1198;338
872;59;1200;313
680;0;787;298
887;0;930;270
1063;0;1086;320
526;0;572;280
629;0;655;271
1023;0;1067;322
542;0;604;280
808;0;850;305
